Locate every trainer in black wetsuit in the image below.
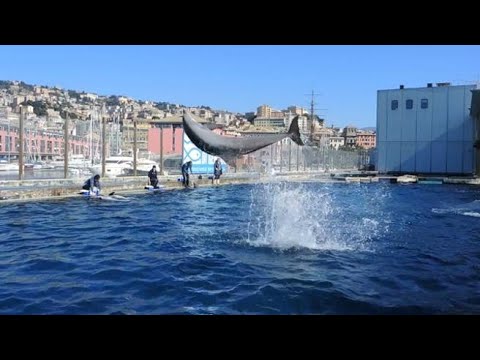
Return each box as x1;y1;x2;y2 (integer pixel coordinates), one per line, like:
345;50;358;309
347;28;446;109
213;158;222;185
148;165;159;188
82;174;101;194
181;161;193;187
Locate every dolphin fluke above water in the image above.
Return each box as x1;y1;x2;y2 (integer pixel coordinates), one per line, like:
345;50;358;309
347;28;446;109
183;112;303;165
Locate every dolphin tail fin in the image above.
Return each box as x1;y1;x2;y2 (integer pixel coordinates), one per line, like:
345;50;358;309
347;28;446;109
288;116;304;146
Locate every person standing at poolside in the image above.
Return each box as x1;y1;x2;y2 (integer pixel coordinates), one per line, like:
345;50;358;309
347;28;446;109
181;160;193;188
213;158;222;185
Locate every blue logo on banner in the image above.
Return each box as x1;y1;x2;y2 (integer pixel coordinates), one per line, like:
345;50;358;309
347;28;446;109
183;131;228;175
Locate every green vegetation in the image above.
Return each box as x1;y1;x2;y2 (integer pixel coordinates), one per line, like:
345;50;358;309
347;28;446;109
21;100;48;117
81;96;93;104
105;95;120;106
154;102;170;110
60;110;78;119
68;90;81;101
0;80;12;89
19;81;34;92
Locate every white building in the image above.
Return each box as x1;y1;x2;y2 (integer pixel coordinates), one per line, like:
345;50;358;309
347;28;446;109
377;83;476;174
329;136;345;150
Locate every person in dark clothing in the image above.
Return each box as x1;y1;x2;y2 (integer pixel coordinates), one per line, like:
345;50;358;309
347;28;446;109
213;158;222;185
148;165;159;188
181;161;193;188
82;174;101;195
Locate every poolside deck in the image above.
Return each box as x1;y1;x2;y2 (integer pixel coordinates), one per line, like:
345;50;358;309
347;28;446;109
1;171;479;202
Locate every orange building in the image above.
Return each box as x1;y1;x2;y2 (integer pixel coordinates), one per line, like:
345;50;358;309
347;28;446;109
356;131;376;149
0;124;89;159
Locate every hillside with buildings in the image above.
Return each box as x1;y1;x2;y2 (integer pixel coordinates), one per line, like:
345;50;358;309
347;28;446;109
0;80;376;165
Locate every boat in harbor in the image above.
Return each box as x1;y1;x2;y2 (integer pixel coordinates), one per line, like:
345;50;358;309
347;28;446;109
49;154;91;169
0;160;19;172
125;158;159;175
89;156;133;177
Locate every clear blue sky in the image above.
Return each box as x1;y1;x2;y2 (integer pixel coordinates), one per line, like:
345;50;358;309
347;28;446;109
1;45;479;128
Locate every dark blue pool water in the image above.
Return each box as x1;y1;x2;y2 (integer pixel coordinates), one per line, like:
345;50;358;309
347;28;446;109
1;181;480;314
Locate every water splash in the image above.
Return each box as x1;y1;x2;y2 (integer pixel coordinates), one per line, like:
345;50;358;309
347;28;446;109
246;181;389;251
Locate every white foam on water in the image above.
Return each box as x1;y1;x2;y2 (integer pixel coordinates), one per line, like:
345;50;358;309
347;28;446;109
432;200;480;218
462;212;480;218
245;182;389;252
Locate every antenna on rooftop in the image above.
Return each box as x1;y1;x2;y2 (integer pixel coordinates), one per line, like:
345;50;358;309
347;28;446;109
304;89;327;143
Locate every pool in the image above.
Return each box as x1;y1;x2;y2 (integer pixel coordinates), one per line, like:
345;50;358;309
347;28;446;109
0;181;479;314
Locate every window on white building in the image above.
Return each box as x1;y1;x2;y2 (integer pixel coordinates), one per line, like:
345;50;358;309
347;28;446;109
421;98;428;109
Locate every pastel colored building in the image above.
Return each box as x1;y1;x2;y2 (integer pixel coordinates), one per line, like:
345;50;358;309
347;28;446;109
0;124;89;160
147;115;222;156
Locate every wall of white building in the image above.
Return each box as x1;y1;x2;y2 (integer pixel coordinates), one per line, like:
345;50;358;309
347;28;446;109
376;84;475;174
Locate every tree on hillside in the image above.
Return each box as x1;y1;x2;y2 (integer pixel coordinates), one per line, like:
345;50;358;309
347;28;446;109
21;100;48;117
105;96;120;106
68;90;81;101
0;80;12;89
154;102;170;110
19;81;34;92
60;109;78;119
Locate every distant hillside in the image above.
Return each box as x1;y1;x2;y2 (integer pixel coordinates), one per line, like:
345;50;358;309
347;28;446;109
361;127;376;132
